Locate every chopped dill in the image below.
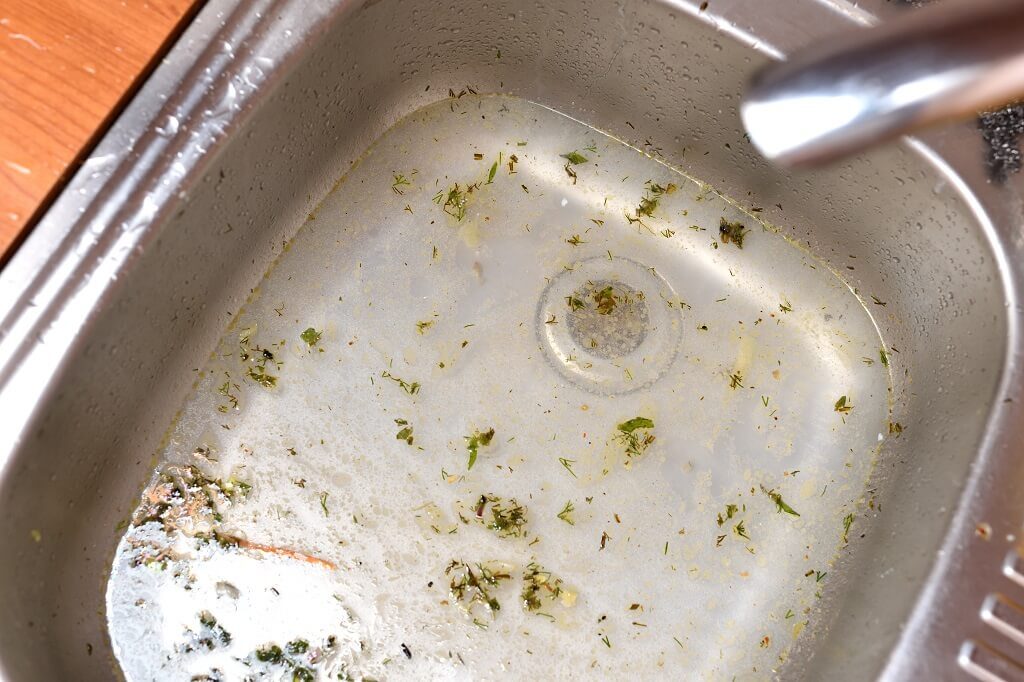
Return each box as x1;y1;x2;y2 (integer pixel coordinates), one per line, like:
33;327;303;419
381;370;421;395
779;300;793;313
565;296;585;311
661;228;675;238
613;417;655;458
633;181;677;221
729;372;744;389
834;395;853;414
446;559;511;616
416;320;434;334
319;491;329;516
521;563;565;612
566;234;586;246
558;457;577;478
734;520;749;539
434;183;474;221
880;348;890;367
392;173;411;195
557;501;575;525
716;503;738;526
842;513;855;542
889;421;903;435
473;494;527;537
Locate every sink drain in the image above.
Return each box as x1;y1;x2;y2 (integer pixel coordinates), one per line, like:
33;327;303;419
536;256;683;394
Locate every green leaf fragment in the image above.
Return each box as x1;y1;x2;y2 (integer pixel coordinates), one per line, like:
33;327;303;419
300;327;322;347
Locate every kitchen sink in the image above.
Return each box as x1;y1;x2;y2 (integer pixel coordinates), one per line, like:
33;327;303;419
1;0;1023;679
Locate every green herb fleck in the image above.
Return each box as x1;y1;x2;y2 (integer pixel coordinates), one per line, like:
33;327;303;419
395;418;414;445
381;370;421;395
557;501;575;525
593;286;618;315
558;457;577;478
888;421;903;435
734;520;749;540
761;484;800;516
319;492;329;516
779;300;793;313
477;495;527;537
719;218;747;248
842;513;855;543
446;559;511;616
255;644;284;663
880;348;889;367
614;417;655;458
392;173;411;195
286;639;309;655
416;320;434;335
434;183;472;221
729;372;744;389
834;395;853;414
661;228;675;238
487;161;498;184
566;234;586;246
521;562;565;611
717;503;738;526
465;427;495;470
299;327;322;347
561;151;589;165
566;296;585;311
601;634;611;648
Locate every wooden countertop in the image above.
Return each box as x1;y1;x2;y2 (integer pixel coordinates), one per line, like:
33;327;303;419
0;0;199;258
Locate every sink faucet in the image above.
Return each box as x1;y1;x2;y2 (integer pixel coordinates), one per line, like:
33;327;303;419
740;0;1024;168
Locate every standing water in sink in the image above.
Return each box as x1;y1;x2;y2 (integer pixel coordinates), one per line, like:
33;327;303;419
106;94;893;680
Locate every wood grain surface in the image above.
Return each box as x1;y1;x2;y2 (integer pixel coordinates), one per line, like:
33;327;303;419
0;0;198;258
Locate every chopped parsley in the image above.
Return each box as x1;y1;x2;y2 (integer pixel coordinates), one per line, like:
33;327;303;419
465;427;495;470
394;418;414;445
761;484;800;516
593;286;618;315
561;151;589;165
299;327;322;347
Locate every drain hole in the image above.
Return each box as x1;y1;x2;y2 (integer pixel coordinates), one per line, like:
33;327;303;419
566;281;649;359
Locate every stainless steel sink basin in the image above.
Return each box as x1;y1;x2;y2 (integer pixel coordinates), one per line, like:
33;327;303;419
2;0;1023;679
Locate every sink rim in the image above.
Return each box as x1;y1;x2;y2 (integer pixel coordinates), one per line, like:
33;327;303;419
1;0;1022;679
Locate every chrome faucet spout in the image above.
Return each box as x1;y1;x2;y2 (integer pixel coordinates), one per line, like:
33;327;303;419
741;0;1024;167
